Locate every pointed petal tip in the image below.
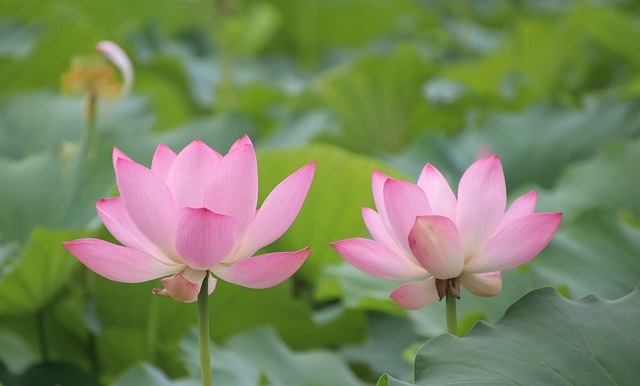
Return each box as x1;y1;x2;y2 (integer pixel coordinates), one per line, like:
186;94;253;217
214;247;310;289
112;147;132;168
229;135;255;153
158;272;200;303
389;280;439;310
332;238;427;281
372;170;390;181
95;40;134;94
63;238;180;283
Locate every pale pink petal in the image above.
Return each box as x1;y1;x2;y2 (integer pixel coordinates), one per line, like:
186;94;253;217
389;279;439;310
417;163;457;220
203;143;258;237
115;158;179;255
460;271;502;297
150;143;178;181
166;140;221;208
466;212;562;273
95;40;134;94
153;269;217;303
362;208;406;258
112;147;132;171
175;207;237;270
456;155;506;252
372;171;391;216
495;190;538;234
63;239;181;283
409;215;465;279
96;197;172;262
240;162;315;255
383;179;432;251
331;238;426;281
229;134;253;152
213;248;310;288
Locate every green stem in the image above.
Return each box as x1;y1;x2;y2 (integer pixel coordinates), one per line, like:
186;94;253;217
198;272;213;386
85;91;98;160
146;295;159;362
445;285;458;337
83;244;100;376
36;309;49;362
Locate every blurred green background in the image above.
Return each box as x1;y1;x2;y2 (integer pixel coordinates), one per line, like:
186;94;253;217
2;0;640;385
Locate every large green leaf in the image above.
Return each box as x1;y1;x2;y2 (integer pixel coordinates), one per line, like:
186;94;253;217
269;0;435;66
112;364;181;386
0;329;36;374
315;44;437;153
0;19;40;60
0;228;84;316
480;99;640;190
380;287;640;385
580;3;640;68
342;312;418;383
532;209;640;300
539;139;640;221
3;361;100;386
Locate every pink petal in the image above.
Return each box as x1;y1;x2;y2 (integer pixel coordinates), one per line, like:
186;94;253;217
115;158;179;255
466;212;562;273
63;239;181;283
456;155;506;252
95;40;134;94
362;208;406;258
372;171;391;216
153;270;217;303
166;140;221;208
96;197;174;262
331;238;426;281
212;248;310;289
240;162;315;256
203;142;258;237
229;134;253;152
459;271;502;297
389;279;439;310
112;147;132;171
175;207;237;270
150;143;178;181
495;190;538;234
409;216;465;279
417;163;457;220
383;178;432;251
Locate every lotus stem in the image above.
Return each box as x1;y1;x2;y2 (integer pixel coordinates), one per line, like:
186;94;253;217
36;308;49;362
446;285;458;337
198;272;213;386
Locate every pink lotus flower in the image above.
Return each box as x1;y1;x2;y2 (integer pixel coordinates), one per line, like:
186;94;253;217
64;136;315;302
331;155;561;310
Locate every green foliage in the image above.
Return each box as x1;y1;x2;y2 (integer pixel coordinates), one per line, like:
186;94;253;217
315;44;437;153
0;229;84;316
2;0;640;384
381;287;640;385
